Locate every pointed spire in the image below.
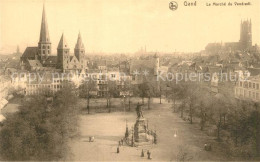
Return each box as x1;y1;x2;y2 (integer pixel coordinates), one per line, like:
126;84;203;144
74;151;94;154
58;33;69;49
75;32;85;49
39;3;50;43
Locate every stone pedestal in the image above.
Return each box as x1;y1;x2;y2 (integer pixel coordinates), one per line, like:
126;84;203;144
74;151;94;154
134;117;148;143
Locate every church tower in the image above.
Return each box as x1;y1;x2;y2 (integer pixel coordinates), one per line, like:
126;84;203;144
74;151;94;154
57;33;70;71
38;4;51;62
239;19;252;50
74;32;86;69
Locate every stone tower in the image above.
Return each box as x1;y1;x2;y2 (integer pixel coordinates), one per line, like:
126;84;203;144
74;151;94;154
57;33;70;71
239;19;252;50
38;4;51;62
74;32;85;69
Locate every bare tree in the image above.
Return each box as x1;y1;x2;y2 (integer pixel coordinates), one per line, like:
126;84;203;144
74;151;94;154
79;79;97;114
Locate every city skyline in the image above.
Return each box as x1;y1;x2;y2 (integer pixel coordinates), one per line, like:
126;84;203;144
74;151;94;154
0;0;260;54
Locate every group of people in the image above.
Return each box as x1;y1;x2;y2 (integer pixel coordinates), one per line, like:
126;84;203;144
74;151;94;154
117;138;125;153
141;149;152;160
116;139;152;160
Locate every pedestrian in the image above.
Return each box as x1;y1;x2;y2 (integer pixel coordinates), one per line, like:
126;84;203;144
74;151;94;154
121;138;124;145
141;149;144;157
147;150;152;160
117;146;120;153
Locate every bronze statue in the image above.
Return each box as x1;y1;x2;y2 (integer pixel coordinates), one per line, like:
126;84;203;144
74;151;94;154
136;102;143;118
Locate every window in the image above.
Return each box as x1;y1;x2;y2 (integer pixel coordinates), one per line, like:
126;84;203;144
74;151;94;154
249;91;251;97
257;84;259;90
249;82;252;88
240;81;242;87
253;83;255;89
111;74;116;78
244;90;248;97
43;50;45;54
253;92;256;99
257;93;259;100
244;82;248;88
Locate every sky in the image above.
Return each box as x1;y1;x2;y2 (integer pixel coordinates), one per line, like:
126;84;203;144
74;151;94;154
0;0;260;54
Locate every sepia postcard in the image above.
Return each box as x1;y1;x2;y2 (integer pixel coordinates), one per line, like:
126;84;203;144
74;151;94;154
0;0;260;161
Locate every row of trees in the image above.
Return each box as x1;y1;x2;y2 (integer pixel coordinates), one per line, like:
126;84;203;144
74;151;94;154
167;80;260;159
0;83;79;160
78;76;164;113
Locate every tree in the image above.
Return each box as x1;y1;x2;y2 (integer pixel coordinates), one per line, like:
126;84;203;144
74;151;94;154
167;80;185;113
136;77;156;110
196;89;213;131
182;81;201;124
79;79;97;114
119;79;132;111
106;81;119;113
0;83;79;160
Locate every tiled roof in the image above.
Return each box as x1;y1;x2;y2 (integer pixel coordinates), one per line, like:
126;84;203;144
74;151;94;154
21;47;37;58
247;68;260;76
44;56;57;65
130;59;155;75
28;60;42;67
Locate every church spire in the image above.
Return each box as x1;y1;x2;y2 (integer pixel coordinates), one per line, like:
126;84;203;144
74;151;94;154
75;32;85;49
58;33;69;49
39;4;50;43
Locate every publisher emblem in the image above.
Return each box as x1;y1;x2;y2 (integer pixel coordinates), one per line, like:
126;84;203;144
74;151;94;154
169;1;178;11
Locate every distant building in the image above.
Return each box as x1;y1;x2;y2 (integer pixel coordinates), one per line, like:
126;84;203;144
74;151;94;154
235;75;260;102
130;54;160;84
205;20;257;54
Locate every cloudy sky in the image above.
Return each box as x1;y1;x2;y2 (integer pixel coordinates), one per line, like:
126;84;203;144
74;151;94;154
0;0;260;54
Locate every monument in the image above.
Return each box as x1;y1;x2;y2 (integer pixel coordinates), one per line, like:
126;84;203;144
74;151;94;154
134;103;148;143
124;103;156;146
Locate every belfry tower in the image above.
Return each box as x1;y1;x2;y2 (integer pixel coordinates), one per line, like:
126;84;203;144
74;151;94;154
38;4;51;62
57;33;70;71
239;19;252;50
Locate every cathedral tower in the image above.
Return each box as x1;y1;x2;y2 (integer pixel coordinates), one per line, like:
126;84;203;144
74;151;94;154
239;19;252;50
74;32;86;69
57;33;70;71
38;4;51;62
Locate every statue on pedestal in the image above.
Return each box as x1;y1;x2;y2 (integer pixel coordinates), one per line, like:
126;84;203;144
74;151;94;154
136;102;143;118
